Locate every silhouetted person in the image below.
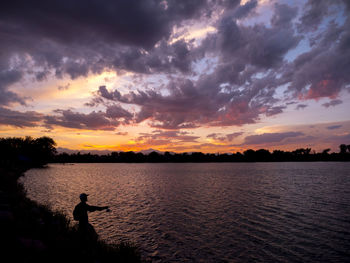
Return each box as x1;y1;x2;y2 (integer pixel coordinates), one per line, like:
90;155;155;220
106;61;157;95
73;193;109;244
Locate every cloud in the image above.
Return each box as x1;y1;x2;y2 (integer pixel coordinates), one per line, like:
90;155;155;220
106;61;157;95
103;2;302;129
322;99;343;108
327;125;342;130
1;0;208;48
284;2;350;100
115;132;128;136
118;129;200;150
0;0;212;85
0;107;42;127
95;77;263;129
137;130;200;143
105;104;133;121
243;132;304;145
326;133;350;146
208;3;300;70
296;104;308;110
296;0;346;33
45;109;119;130
207;132;243;142
0;70;26;105
232;0;258;20
227;132;244;141
58;83;70;90
0;0;349;134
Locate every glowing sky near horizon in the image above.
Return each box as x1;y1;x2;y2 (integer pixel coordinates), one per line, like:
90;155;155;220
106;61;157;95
1;0;350;153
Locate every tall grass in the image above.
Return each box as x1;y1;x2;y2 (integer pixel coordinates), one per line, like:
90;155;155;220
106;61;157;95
0;167;141;263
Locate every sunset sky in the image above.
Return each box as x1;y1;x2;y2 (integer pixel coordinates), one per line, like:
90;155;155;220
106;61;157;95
1;0;349;153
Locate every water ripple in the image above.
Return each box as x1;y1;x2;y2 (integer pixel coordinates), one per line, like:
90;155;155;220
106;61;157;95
21;162;350;262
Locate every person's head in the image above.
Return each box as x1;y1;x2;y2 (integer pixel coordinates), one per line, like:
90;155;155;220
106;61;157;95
79;193;88;202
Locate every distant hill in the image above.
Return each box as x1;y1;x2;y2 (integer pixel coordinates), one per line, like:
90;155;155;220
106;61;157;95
56;147;173;155
56;147;113;155
139;148;163;155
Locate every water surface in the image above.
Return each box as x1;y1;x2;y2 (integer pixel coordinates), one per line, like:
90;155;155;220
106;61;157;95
21;162;350;262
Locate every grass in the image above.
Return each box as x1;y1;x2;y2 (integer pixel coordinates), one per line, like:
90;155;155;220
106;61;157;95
0;166;142;263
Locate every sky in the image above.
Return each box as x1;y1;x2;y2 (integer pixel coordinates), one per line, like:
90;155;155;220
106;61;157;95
1;0;350;153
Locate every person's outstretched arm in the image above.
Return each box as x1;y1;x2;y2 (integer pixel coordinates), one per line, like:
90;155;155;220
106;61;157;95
87;204;109;212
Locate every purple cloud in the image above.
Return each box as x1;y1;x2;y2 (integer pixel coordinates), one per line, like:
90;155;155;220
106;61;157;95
243;132;304;145
0;70;26;105
0;107;42;127
207;132;243;142
322;99;343;108
296;104;308;110
137;130;200;143
105;104;133;120
284;9;350;100
45;109;119;130
0;0;349;133
327;125;342;130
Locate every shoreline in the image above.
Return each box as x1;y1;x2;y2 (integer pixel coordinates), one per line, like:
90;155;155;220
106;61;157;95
0;166;141;263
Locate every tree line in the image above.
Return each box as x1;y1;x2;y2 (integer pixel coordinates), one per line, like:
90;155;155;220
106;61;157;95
0;136;56;168
1;136;350;165
55;145;350;163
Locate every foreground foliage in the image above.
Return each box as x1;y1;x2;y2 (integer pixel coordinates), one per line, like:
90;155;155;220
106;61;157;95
0;136;141;263
54;145;350;163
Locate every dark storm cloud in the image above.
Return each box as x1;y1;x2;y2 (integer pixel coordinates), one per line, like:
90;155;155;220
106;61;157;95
231;0;258;20
0;0;212;90
283;1;350;100
205;2;300;70
243;132;304;145
297;0;334;33
1;0;349;131
297;0;350;33
110;38;197;74
0;107;42;127
94;1;303;130
271;3;298;28
1;0;206;48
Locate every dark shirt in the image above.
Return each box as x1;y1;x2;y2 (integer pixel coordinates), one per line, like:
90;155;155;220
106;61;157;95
73;202;104;225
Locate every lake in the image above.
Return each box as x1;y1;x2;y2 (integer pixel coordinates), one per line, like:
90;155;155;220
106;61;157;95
21;162;350;262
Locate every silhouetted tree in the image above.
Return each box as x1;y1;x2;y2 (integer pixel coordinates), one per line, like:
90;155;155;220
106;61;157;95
147;151;162;162
243;149;256;162
0;136;56;168
340;144;347;154
255;149;271;161
322;148;331;155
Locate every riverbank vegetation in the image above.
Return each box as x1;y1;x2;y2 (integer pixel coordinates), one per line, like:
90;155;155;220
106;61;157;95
1;136;350;164
54;145;350;163
0;136;141;263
